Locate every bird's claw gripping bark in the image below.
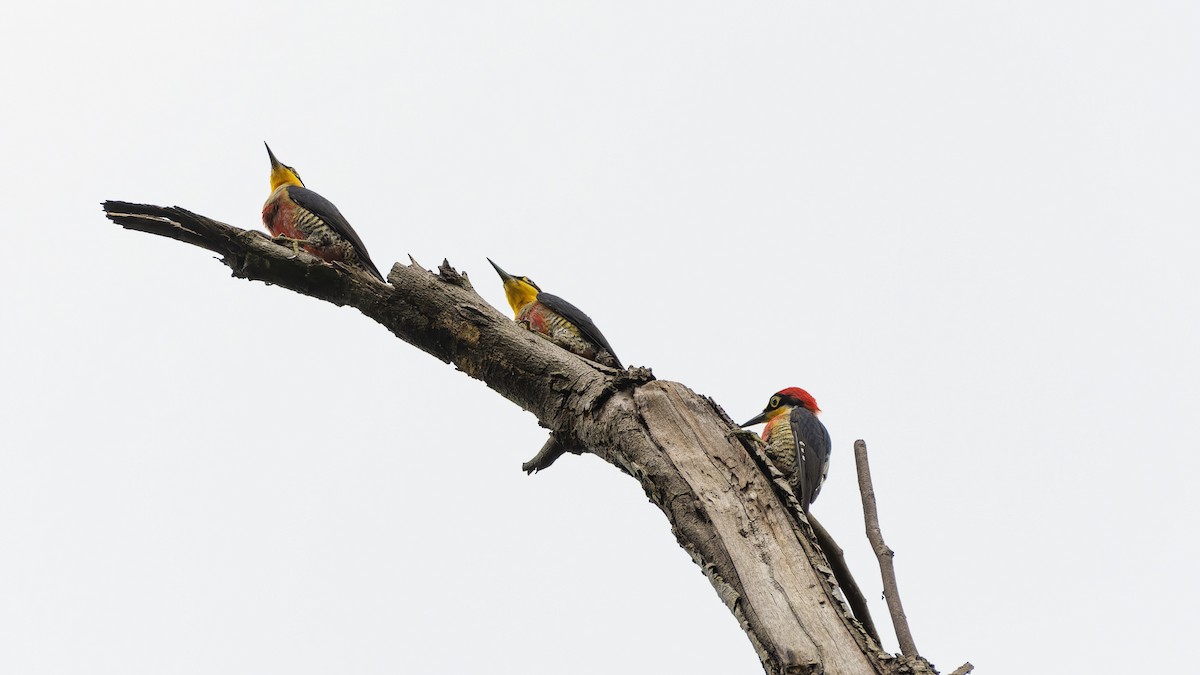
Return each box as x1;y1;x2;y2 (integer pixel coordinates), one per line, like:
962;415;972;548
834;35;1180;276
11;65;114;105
727;427;765;448
271;235;313;259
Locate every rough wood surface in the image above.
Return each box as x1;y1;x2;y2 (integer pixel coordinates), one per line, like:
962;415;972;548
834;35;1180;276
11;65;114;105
102;201;930;675
809;513;881;644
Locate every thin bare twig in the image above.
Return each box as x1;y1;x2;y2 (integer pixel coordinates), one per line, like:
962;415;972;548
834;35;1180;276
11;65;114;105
854;439;919;658
948;662;974;675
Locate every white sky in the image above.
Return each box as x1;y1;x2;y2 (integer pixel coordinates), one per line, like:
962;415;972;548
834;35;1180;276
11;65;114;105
2;2;1197;673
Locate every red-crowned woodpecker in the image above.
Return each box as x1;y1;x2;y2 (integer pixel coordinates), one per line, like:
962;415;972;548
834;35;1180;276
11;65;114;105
741;387;831;512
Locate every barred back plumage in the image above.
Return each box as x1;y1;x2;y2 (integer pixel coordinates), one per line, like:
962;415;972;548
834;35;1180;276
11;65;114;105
489;258;623;369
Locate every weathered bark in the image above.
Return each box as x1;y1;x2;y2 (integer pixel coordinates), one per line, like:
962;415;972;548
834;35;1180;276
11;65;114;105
101;201;934;675
809;514;881;645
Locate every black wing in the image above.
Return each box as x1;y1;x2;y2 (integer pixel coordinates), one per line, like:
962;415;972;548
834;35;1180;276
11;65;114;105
537;292;623;368
287;186;384;280
789;406;832;512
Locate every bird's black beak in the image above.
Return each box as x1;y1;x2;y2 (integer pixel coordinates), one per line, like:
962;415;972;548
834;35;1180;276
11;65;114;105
265;142;282;169
740;411;769;427
487;257;514;281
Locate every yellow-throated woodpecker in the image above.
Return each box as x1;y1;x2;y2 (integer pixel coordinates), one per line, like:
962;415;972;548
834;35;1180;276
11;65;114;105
487;258;622;368
261;143;384;281
741;387;831;512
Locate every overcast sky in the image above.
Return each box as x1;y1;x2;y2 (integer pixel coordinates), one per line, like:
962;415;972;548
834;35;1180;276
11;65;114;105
2;2;1196;673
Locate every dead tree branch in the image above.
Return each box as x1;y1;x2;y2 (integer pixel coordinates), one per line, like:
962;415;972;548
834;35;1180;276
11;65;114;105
855;439;920;660
103;201;928;675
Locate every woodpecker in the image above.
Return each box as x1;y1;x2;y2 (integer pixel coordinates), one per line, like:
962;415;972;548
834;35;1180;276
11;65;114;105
487;258;622;368
740;387;831;512
261;143;384;281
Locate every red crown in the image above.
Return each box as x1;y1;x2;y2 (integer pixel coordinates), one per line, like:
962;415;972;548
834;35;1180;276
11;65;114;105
776;387;820;413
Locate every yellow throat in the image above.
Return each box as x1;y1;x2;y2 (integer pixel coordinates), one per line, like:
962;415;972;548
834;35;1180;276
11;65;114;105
265;143;304;192
502;277;539;316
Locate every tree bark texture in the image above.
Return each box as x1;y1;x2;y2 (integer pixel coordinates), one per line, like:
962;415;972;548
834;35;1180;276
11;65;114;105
102;202;928;675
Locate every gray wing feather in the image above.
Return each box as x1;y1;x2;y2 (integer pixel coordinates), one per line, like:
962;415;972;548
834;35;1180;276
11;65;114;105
537;292;622;368
789;407;832;511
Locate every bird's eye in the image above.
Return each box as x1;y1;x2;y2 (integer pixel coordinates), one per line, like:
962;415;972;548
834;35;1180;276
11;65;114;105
770;395;781;408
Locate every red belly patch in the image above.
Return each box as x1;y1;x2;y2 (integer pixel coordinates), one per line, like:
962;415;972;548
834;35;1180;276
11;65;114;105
263;200;303;240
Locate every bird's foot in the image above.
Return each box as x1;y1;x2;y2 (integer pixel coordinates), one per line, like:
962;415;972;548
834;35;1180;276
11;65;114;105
727;427;765;448
271;235;314;258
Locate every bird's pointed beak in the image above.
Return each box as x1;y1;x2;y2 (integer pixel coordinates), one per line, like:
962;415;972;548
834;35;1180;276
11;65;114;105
487;258;514;281
740;411;769;427
265;142;282;169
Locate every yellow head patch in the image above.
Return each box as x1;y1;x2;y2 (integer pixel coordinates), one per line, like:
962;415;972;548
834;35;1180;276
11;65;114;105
765;405;791;422
269;164;303;191
265;143;304;192
501;276;539;316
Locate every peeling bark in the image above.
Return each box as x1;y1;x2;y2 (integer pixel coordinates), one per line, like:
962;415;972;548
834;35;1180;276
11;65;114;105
102;202;940;675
